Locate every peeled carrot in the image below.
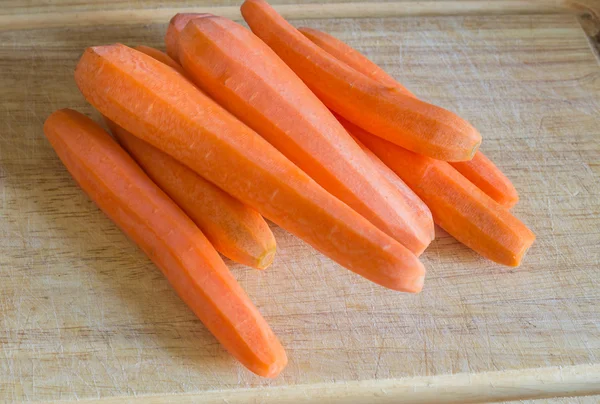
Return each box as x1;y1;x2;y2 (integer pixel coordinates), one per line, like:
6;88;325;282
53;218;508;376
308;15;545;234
352;136;434;241
43;109;287;377
301;27;519;208
241;0;481;162
74;44;426;293
451;153;519;208
299;27;414;97
338;116;535;266
134;45;187;76
177;16;432;255
108;121;276;269
165;13;211;62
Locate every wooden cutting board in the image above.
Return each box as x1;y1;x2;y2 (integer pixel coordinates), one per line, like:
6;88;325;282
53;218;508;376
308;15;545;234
1;1;599;402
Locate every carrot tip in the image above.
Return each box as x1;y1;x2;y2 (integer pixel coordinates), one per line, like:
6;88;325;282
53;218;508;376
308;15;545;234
256;246;276;270
469;141;481;160
512;238;536;267
503;196;520;209
261;356;288;378
389;273;425;293
407;275;425;293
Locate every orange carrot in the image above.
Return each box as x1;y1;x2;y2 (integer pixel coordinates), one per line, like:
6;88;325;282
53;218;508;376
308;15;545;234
43;109;287;377
134;45;187;76
74;44;426;293
301;27;519;207
108;121;276;269
338;116;535;266
241;0;481;162
352;136;434;241
299;27;414;97
165;13;211;62
177;16;432;255
451;153;519;208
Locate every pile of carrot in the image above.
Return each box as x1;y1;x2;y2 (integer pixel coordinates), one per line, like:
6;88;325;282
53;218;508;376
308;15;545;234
43;0;535;378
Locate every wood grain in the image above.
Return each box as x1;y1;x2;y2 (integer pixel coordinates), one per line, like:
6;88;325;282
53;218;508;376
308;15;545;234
2;0;600;31
48;364;600;403
1;3;599;403
579;11;600;60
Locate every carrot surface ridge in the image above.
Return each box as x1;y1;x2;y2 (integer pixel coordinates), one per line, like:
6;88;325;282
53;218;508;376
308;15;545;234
134;45;187;76
165;13;212;62
298;27;414;97
352;136;434;241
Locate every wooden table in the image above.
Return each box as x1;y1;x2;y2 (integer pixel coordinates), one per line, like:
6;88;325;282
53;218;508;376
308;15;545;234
1;1;599;402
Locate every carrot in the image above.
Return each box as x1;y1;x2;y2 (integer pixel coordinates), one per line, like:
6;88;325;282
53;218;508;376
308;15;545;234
338;116;535;266
134;45;187;76
451;153;519;208
43;109;287;378
299;27;414;97
165;13;211;62
74;44;426;293
352;136;434;241
177;16;432;255
300;27;519;208
241;0;481;162
108;121;277;269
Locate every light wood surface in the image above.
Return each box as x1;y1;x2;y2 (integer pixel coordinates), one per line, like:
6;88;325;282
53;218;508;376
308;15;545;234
2;0;600;31
44;364;600;403
1;1;599;402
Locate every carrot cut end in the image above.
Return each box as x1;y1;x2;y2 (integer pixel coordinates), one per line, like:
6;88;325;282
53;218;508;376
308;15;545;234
404;275;425;294
256;246;277;270
469;141;481;160
412;275;425;293
261;353;288;378
510;234;536;267
412;240;430;257
504;197;519;209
